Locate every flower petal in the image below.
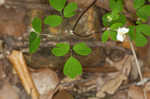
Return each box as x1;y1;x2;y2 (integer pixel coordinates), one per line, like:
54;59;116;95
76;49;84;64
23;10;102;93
117;34;124;42
117;27;129;35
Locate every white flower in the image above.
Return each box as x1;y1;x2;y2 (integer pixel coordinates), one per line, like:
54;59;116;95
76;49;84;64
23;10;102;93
117;27;129;42
28;27;35;33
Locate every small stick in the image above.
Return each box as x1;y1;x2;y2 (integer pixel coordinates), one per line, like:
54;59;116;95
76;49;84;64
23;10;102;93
8;50;40;99
128;37;147;99
128;37;143;80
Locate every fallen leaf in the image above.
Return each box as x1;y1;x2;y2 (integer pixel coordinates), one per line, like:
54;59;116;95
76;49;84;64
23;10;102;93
0;81;19;99
107;55;131;72
128;85;150;99
96;74;127;98
31;68;59;95
112;90;128;99
0;6;26;37
107;54;141;80
40;90;57;99
128;85;144;99
0;60;6;79
53;90;74;99
61;76;81;83
121;56;132;77
130;58;143;80
144;82;150;92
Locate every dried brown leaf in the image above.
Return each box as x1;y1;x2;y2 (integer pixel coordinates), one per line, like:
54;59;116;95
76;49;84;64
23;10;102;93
128;85;144;99
128;85;150;99
53;90;74;99
0;81;19;99
96;74;127;98
31;68;59;95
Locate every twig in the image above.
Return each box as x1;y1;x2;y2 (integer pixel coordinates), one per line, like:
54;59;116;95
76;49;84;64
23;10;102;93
128;37;143;80
8;50;40;99
128;37;147;99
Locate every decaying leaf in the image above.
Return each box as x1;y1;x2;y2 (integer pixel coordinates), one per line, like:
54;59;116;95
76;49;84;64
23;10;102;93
144;81;150;91
107;55;132;72
111;90;128;99
107;54;142;80
128;85;150;99
53;90;74;99
61;76;81;83
96;55;135;98
8;50;60;99
40;90;58;99
60;76;82;89
96;74;127;98
0;81;19;99
121;56;132;77
130;57;143;80
31;68;59;95
128;85;144;99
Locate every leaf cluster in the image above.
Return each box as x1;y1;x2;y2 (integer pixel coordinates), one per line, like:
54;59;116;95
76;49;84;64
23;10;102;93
29;0;78;53
29;0;92;78
52;42;92;78
102;0;126;43
102;0;150;47
131;0;150;46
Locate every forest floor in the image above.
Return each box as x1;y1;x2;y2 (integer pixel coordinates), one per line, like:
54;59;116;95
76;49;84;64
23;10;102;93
1;0;150;99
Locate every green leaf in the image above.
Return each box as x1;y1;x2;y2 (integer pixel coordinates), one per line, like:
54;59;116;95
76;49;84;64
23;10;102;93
117;14;126;25
109;0;123;13
52;43;70;56
135;33;147;47
110;31;117;41
111;11;120;20
136;19;142;25
110;23;123;30
63;2;77;18
137;5;150;20
73;42;92;56
128;26;136;40
29;32;41;53
136;24;150;36
49;0;66;11
133;0;145;9
102;30;109;43
32;17;42;33
44;15;62;27
63;56;82;78
102;13;126;26
102;13;112;26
